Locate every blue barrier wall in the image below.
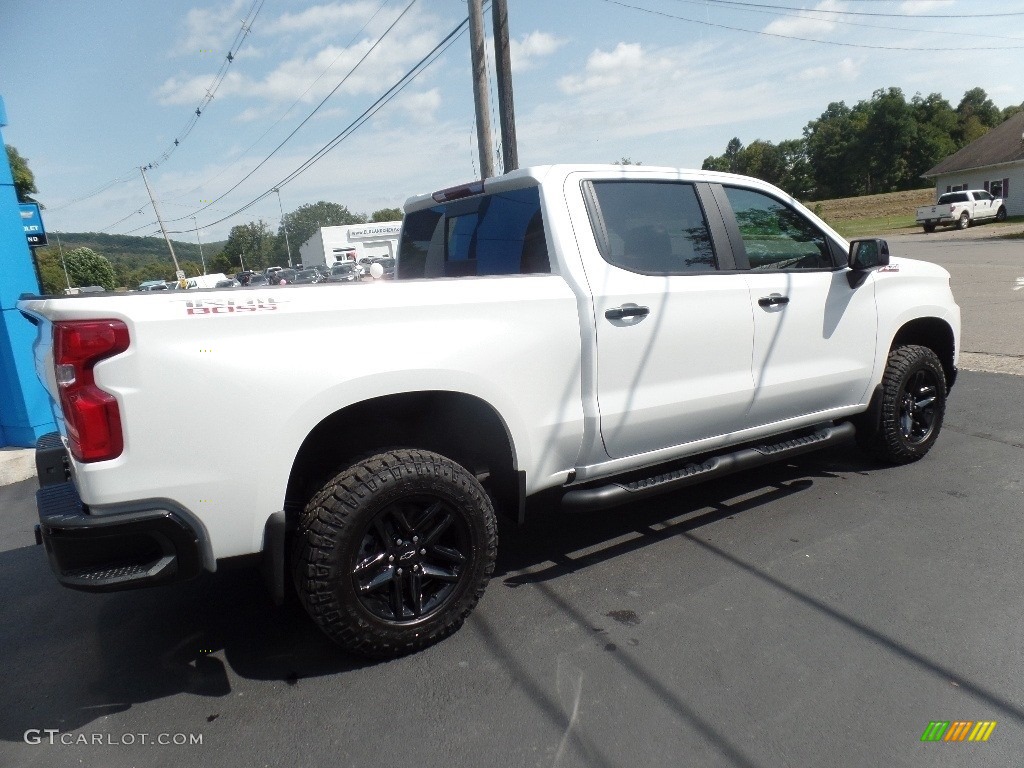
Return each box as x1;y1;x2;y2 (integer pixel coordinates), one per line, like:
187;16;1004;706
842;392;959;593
0;95;57;447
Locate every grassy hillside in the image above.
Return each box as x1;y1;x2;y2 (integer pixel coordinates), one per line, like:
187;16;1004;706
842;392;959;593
809;188;935;237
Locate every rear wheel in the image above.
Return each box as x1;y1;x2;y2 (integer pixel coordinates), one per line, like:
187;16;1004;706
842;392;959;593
292;449;497;658
957;211;970;230
856;345;947;464
922;223;936;233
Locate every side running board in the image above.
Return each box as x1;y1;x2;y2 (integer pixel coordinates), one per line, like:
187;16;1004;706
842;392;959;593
562;422;855;512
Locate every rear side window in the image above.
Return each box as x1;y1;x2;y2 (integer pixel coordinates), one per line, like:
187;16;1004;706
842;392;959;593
586;181;716;274
397;186;549;279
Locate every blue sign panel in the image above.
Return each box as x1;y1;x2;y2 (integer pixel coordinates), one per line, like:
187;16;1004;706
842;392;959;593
20;202;47;247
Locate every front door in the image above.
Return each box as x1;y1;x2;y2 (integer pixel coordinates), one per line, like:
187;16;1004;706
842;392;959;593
717;185;878;427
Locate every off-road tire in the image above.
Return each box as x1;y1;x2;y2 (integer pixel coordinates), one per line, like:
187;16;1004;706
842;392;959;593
855;345;947;464
293;449;497;658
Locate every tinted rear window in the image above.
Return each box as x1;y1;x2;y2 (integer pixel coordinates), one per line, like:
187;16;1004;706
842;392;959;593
938;192;969;203
398;186;549;279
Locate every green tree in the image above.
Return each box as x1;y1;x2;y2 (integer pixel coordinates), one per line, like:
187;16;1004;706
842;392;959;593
5;145;39;204
32;247;69;295
859;87;918;193
274;202;366;265
65;247;117;290
371;207;403;222
223;220;276;271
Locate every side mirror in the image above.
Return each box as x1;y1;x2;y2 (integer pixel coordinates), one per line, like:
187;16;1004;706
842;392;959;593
846;238;889;288
848;238;889;270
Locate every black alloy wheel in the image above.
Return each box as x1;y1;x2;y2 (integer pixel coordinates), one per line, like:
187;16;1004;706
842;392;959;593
351;496;471;624
898;367;940;445
293;449;497;657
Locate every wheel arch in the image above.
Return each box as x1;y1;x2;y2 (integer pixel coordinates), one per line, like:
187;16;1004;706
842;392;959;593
890;317;957;390
283;391;522;524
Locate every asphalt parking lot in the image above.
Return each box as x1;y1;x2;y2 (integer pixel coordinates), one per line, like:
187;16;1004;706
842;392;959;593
1;227;1022;768
1;367;1022;768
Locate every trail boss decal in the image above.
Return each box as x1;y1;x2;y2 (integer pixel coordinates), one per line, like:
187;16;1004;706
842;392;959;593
185;297;282;316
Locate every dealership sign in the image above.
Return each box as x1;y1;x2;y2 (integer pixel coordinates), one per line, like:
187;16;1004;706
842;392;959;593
20;203;47;247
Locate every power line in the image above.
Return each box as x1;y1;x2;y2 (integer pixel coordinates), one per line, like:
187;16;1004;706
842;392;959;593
162;0;397;202
50;0;264;213
118;0;421;234
600;0;1024;50
666;0;1024;41
165;13;477;236
688;0;1024;18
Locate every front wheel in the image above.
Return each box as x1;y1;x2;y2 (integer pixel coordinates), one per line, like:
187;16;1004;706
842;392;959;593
856;345;947;464
957;211;970;230
996;206;1007;222
292;449;497;658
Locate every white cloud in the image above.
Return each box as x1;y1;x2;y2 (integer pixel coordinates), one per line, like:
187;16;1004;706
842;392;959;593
898;0;955;14
396;89;442;120
558;42;680;96
264;2;381;34
510;31;568;72
176;0;249;55
796;56;860;83
156;70;247;106
762;0;843;39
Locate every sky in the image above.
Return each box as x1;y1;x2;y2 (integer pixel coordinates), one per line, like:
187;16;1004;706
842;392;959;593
2;0;1024;244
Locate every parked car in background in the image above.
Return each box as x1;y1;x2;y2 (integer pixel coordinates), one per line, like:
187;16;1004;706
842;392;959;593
248;274;270;286
215;278;241;288
235;270;256;286
272;268;297;285
326;261;362;283
265;266;284;283
137;280;168;291
293;269;323;284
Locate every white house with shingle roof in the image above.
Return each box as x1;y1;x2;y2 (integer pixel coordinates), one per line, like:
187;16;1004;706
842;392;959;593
922;111;1024;216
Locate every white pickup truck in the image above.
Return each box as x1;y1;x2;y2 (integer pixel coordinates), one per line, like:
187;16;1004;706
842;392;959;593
916;189;1007;232
19;165;960;657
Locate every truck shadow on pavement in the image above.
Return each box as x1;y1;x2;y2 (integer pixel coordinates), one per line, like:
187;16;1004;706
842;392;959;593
498;443;871;584
0;547;364;742
0;441;964;746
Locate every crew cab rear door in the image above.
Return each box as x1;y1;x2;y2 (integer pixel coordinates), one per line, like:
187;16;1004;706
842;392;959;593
713;183;878;427
574;175;755;459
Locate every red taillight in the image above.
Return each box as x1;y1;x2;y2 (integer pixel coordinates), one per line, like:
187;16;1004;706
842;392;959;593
53;320;130;463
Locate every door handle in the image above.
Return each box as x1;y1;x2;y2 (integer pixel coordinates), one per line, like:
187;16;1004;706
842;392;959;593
605;305;650;320
758;294;790;307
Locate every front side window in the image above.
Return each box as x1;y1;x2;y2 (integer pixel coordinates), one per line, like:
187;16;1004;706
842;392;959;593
587;181;716;274
397;186;548;279
722;186;838;270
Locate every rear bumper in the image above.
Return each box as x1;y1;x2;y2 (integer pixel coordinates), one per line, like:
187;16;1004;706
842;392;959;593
34;433;207;592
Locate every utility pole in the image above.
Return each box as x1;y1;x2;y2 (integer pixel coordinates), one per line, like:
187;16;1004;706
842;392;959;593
491;0;518;172
55;232;71;290
140;165;182;276
192;216;207;275
273;187;293;267
467;0;494;179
